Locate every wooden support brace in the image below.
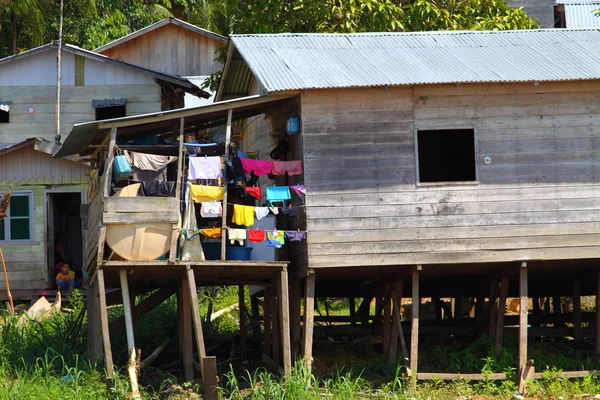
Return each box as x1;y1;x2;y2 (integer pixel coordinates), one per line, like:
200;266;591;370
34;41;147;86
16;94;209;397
390;279;408;363
303;272;316;368
186;267;207;378
383;284;392;355
109;288;175;335
239;285;247;359
410;266;421;378
179;279;193;381
489;280;499;336
202;356;219;400
119;270;136;353
278;270;292;375
518;261;528;392
495;276;509;356
263;287;273;359
97;269;114;380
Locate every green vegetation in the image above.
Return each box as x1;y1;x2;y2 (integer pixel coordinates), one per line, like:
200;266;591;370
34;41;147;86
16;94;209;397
2;291;600;398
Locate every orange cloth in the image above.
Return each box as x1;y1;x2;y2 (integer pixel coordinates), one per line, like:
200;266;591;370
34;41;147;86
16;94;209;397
200;227;222;238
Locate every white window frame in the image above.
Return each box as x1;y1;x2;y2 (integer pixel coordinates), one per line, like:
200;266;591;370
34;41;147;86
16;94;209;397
0;191;35;244
414;126;480;187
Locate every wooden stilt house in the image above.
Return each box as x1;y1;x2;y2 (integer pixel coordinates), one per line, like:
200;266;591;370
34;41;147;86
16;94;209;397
212;29;600;386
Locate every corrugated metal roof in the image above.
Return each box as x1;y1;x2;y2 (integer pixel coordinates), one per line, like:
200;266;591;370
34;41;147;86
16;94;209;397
184;76;216;108
556;0;600;5
229;29;600;92
564;4;600;28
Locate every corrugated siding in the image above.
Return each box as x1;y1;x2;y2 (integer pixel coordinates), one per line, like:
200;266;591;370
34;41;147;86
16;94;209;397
564;4;600;28
230;29;600;91
0;144;89;184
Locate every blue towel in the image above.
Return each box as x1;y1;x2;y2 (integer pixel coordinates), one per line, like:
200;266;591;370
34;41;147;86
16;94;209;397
266;186;291;206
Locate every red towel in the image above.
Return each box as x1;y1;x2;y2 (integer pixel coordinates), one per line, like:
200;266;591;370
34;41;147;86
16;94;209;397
248;229;265;243
246;186;261;200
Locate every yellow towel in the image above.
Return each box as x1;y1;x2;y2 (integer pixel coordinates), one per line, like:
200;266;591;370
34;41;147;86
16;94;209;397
190;184;224;203
232;204;255;227
200;227;222;238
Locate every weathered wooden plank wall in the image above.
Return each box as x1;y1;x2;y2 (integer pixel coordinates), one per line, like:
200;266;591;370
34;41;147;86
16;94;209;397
99;24;224;76
301;82;600;267
0;85;160;144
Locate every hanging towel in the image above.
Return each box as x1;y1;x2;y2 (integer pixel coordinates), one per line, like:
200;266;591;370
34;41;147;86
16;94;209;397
126;151;177;171
245;186;261;200
188;156;223;180
254;207;270;220
272;161;303;176
290;184;306;197
248;229;265;243
201;202;222;218
285;231;306;242
228;228;246;245
200;227;222;238
279;206;300;221
232;204;255;226
266;230;285;248
240;158;273;176
190;184;224;203
266;186;291;206
140;181;176;197
180;186;206;261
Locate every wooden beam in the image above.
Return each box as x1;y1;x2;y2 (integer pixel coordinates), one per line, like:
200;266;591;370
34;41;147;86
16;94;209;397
220;108;233;261
417;372;507;381
410;266;421;376
179;280;193;381
495;276;509;356
103;127;117;197
271;287;281;367
278;270;292;375
574;281;582;342
290;280;302;360
239;285;247;359
518;262;528;393
97;269;114;380
303;272;316;368
383;285;392;356
109;288;175;335
488;280;499;336
87;277;103;364
186;267;206;378
349;297;356;326
390;279;408;363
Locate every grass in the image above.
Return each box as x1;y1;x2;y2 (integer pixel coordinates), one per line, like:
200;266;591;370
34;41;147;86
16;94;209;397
2;291;600;398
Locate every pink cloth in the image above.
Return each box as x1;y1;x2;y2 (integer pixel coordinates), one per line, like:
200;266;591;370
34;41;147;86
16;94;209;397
272;161;302;176
240;158;274;176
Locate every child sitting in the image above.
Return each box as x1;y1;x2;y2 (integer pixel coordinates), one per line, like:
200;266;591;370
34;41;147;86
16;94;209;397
55;262;78;294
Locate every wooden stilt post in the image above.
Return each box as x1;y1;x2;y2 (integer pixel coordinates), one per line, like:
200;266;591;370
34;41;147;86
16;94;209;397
97;269;114;379
186;266;206;378
574;281;582;342
179;278;193;381
475;296;485;327
410;266;421;379
303;272;316;368
202;356;219;400
170;117;184;263
489;280;499;336
239;285;247;359
119;270;136;353
271;287;281;367
495;276;509;356
374;287;384;339
278;269;292;375
596;273;600;353
383;284;392;355
349;297;356;325
390;279;408;363
263;287;273;359
220;109;233;261
87;276;103;363
290;280;301;360
553;295;561;324
518;261;528;394
434;298;443;321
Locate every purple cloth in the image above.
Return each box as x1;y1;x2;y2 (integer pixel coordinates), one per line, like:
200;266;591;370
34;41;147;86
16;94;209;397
285;231;306;242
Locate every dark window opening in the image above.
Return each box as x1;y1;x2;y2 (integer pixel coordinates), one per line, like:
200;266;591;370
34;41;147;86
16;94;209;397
95;105;126;121
417;128;476;183
0;110;8;123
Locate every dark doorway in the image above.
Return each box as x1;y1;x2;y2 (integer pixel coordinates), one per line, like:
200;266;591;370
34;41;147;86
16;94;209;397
95;105;126;121
47;192;84;288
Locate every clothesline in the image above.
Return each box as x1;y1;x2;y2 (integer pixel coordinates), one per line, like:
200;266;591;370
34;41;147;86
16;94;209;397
189;183;306;205
198;227;306;248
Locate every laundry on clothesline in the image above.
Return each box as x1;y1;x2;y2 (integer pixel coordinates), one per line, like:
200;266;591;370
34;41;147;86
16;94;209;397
240;158;273;176
232;204;255;226
228;228;246;245
188;156;223;180
245;186;261;200
200;227;222;238
254;207;270;220
279;206;300;221
285;231;306;242
201;202;222;218
266;230;285;248
272;161;302;176
189;184;224;203
248;229;265;243
266;186;291;206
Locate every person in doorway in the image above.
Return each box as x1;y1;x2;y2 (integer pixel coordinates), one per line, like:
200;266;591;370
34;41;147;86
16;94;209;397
55;262;76;294
54;232;66;273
